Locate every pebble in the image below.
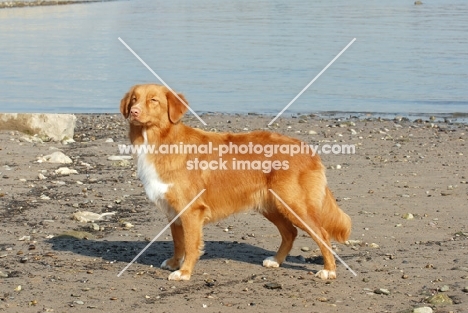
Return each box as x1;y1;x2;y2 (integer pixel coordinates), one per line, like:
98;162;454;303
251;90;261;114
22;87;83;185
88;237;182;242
73;301;84;305
413;307;433;313
402;213;414;220
39;151;72;164
264;282;282;289
107;155;133;161
439;285;449;292
0;271;8;278
374;288;390;295
308;130;317;135
300;246;310;252
369;243;380;248
55;167;78;175
62;138;75;145
73;211;116;223
105;138;114;143
20;257;28;263
38;173;47;180
14;285;21;292
426;293;452;305
89;223;100;231
345;239;362;246
463;286;468;293
122;221;134;229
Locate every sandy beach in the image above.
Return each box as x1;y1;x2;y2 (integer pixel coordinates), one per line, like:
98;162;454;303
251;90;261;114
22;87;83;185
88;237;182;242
0;113;467;312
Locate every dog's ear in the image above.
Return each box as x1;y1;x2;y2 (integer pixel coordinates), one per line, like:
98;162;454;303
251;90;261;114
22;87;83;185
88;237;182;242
120;87;134;119
166;90;189;124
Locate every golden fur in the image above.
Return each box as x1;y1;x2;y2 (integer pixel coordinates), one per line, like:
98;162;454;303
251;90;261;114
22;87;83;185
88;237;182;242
121;84;351;281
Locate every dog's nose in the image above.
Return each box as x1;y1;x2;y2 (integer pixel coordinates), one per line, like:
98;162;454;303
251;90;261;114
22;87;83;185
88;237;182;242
130;107;140;117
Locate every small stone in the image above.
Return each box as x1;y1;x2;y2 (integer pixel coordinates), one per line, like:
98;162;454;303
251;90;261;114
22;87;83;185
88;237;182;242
18;235;30;241
413;307;433;313
402;213;414;220
40;194;51;200
89;223;100;231
122;222;134;229
264;282;282;289
300;246;310;252
426;293;453;305
107;155;132;161
14;285;22;292
0;271;8;278
38;173;47;180
308;130;317;135
336;164;342;170
40;151;72;164
374;288;390;295
73;301;84;305
20;257;28;263
62;138;75;144
345;239;362;246
369;243;380;248
439;285;449;292
73;211;116;223
55;167;78;176
462;286;468;293
105;138;114;143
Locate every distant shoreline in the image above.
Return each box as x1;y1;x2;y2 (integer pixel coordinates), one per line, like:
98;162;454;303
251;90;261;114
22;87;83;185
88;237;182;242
0;0;115;9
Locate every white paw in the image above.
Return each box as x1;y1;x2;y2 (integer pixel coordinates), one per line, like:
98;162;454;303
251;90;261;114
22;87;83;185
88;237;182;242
168;270;191;281
263;256;280;268
160;258;183;270
315;269;336;280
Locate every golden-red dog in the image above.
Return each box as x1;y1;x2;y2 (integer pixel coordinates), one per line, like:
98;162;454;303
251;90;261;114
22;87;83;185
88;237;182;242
120;84;351;281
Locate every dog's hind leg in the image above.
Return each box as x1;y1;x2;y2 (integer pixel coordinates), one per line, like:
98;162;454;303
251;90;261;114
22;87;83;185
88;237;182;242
262;210;298;268
167;207;205;281
274;201;337;279
161;222;185;271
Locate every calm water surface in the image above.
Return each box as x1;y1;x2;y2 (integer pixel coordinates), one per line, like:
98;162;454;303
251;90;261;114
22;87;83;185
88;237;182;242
0;0;467;115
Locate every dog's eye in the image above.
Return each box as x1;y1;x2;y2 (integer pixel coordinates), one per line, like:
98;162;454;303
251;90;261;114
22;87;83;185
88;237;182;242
131;96;137;102
151;98;159;103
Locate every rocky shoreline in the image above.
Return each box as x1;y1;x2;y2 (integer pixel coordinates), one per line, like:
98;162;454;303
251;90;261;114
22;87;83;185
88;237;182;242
0;0;113;9
0;113;467;312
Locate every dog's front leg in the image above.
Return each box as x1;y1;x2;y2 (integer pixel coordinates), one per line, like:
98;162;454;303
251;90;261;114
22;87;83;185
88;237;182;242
167;209;204;281
161;222;185;271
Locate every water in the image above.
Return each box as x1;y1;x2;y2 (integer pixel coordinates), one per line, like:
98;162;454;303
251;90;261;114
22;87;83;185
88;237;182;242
1;0;467;116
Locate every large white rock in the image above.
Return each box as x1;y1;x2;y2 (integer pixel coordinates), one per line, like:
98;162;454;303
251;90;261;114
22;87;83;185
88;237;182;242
0;113;76;141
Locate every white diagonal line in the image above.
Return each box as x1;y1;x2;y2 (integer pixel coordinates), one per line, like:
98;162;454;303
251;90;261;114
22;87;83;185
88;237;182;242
268;38;356;126
268;189;357;277
117;189;206;277
118;37;207;126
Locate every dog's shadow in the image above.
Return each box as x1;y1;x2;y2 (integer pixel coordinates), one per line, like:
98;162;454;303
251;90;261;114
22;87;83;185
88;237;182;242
48;237;323;271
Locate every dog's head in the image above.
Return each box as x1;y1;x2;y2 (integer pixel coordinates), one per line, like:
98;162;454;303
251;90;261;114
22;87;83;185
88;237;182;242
120;84;188;128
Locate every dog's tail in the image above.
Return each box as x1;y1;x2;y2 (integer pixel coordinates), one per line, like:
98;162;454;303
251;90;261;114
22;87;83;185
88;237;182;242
320;187;351;243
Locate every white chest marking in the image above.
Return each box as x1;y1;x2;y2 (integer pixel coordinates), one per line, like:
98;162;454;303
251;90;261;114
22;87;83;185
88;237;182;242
137;129;171;203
